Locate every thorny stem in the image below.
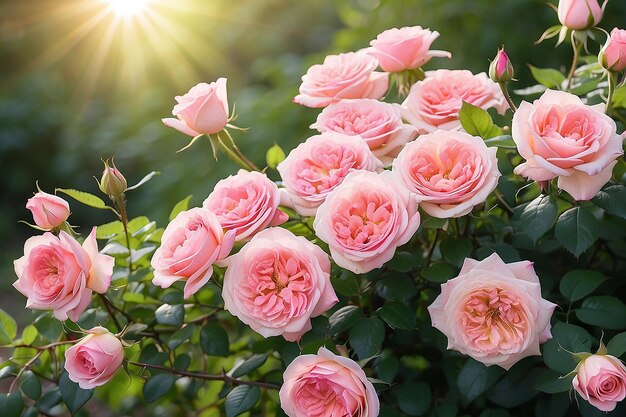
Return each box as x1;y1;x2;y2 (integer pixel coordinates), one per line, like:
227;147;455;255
499;82;517;113
115;194;133;275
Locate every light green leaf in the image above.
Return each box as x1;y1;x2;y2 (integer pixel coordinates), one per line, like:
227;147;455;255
0;308;17;345
266;144;286;169
55;188;108;209
169;195;193;221
528;65;565;89
458;101;502;139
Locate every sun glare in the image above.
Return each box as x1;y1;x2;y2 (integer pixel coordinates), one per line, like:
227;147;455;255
105;0;150;18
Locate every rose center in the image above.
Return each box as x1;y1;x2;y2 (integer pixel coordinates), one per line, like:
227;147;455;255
296;377;354;417
331;193;392;249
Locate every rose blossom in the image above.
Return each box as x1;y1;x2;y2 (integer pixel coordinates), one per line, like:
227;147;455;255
311;99;418;165
151;207;235;298
392;130;500;218
26;191;70;229
221;228;337;342
313;170;420;274
162;78;229;137
367;26;451;73
600;28;626;72
512;89;623;201
428;253;556;370
293;52;389;108
402;69;508;134
558;0;603;30
65;326;124;389
279;347;379;417
277;132;383;216
203;170;288;240
573;354;626;412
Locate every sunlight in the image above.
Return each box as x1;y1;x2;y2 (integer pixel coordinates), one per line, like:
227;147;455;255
105;0;150;18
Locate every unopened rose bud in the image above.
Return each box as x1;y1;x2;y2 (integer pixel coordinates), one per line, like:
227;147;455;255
599;28;626;72
99;159;127;197
489;49;515;83
557;0;603;31
26;190;70;229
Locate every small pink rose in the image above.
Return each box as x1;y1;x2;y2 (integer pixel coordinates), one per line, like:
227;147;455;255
558;0;603;30
600;28;626;72
573;354;626;412
162;78;229;137
294;52;389;108
64;326;124;389
26;191;70;230
203;170;288;240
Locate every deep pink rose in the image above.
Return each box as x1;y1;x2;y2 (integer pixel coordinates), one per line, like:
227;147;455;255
512;89;623;200
402;69;508;134
573;354;626;412
279;347;379;417
13;228;113;321
558;0;603;30
367;26;451;72
294;52;389;108
277;132;382;216
221;228;337;342
64;326;124;389
162;78;229;137
313;170;420;274
151;207;235;298
26;191;70;229
203;170;288;240
428;253;556;369
600;28;626;72
392;130;500;218
311;99;418;165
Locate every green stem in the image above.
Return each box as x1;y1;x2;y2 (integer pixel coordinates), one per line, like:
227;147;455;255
499;82;517;113
424;229;441;268
116;194;133;275
566;33;581;91
606;71;617;115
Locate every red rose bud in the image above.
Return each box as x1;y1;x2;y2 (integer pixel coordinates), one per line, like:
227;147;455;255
489;49;514;83
99;159;127;197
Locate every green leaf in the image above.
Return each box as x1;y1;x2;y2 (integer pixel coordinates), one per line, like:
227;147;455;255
483;135;517;149
376;355;399;384
554;206;600;257
457;359;505;405
56;188;108;209
542;322;592;374
126;171;160;192
59;372;93;415
225;385;260;417
534;369;575;394
19;370;41;400
592;185;626;220
612;85;626;109
576;296;626;330
21;325;38;346
349;317;385;359
375;275;417;301
34;314;63;341
231;354;268;378
199;324;230;357
143;373;177;403
377;302;416;330
328;305;362;335
0;308;17;345
559;270;607;302
517;195;559;243
0;392;23;417
421;263;456;283
607;332;626;357
169;195;193;221
266;144;286;169
528;65;565;89
168;324;197;350
458;101;502;139
395;382;431;416
440;237;473;267
155;304;184;327
95;220;124;239
387;251;416;272
331;270;361;297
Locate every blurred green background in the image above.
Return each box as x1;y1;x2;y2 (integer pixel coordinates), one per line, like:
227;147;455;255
2;0;625;315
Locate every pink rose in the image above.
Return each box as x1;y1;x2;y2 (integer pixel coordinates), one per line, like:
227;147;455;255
26;191;70;229
573;354;626;412
512;89;623;201
13;228;114;321
162;78;229;137
203;170;288;240
310;99;418;165
402;69;508;134
313;170;420;274
221;228;337;342
392;130;500;218
428;253;557;369
279;347;379;417
64;326;124;389
600;28;626;72
277;132;383;216
367;26;451;73
558;0;603;30
151;207;235;298
294;52;389;108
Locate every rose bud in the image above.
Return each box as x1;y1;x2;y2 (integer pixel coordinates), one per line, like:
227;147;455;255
99;159;127;197
489;48;515;83
26;190;70;230
557;0;603;30
573;354;626;412
599;28;626;72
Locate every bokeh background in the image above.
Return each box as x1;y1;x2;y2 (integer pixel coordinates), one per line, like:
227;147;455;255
1;0;626;317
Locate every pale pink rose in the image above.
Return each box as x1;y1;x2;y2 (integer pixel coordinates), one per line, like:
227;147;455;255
26;191;70;230
294;52;389;108
428;253;557;370
367;26;451;73
558;0;603;30
151;207;235;298
573;354;626;412
313;170;420;274
277;132;383;216
64;326;124;389
221;228;337;342
13;228;113;321
512;89;623;200
392;130;501;218
162;78;229;137
203;170;288;240
279;347;379;417
600;28;626;72
311;99;418;166
402;69;508;134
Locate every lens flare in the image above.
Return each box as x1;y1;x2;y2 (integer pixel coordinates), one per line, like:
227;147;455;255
105;0;149;18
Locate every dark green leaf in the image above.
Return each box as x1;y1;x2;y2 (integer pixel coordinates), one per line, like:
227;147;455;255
0;308;17;345
528;65;565;89
592;185;626;220
22;406;39;417
377;302;416;330
458;101;502;139
169;195;193;221
375;275;417;301
143;373;177;403
421;263;456;283
518;195;558;243
387;251;416;272
576;296;626;330
328;305;362;335
331;270;361;297
0;392;23;417
542;322;592;374
534;369;574;394
440;237;473;267
174;353;191;371
559;270;607;302
168;324;197;350
59;372;94;415
231;354;268;378
155;304;184;327
0;365;15;379
266;144;286;169
199;324;230;357
607;332;626;357
56;188;108;209
225;385;260;417
37;388;63;413
376;355;399;384
395;382;431;416
457;359;504;405
34;314;63;341
555;207;600;256
349;317;385;359
19;370;41;400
